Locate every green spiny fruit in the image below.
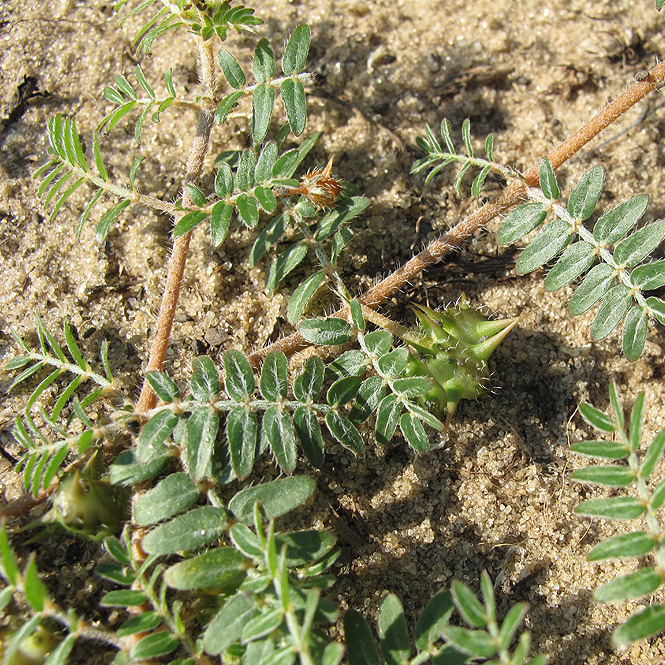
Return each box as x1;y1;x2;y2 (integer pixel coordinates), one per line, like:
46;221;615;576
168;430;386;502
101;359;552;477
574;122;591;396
0;625;62;665
22;469;129;542
400;297;520;429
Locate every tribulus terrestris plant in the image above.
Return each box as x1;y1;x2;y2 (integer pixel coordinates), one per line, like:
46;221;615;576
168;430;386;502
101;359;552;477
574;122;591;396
3;0;665;663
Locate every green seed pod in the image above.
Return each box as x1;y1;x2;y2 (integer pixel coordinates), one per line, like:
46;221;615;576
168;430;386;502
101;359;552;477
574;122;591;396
401;298;519;429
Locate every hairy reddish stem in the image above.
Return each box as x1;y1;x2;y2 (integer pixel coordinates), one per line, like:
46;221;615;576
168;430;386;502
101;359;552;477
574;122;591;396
136;39;217;414
248;61;665;369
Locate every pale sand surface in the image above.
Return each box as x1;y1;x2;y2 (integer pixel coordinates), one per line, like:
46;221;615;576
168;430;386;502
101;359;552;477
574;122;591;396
1;1;665;662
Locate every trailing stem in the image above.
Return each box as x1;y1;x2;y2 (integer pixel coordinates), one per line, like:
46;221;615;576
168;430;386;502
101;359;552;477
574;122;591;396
136;38;217;414
248;61;665;369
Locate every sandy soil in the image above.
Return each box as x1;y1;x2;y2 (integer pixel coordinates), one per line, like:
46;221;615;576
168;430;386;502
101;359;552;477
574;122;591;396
2;0;665;663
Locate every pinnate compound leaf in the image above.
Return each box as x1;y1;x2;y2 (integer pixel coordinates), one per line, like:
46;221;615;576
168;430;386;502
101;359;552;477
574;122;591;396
299;318;351;345
146;370;180;402
164;547;246;590
293;406;324;467
250;212;288;267
282;24;311;74
95;562;134;586
190;355;220;400
185;183;207;207
187;407;219;482
640;429;665;478
350;298;365;331
230;523;262;559
348;376;385;423
263;406;297;473
260;351;289;400
571;466;634;487
210;201;232;246
4;616;41;665
376;394;401;446
134;472;199;526
203;592;256;655
242;608;284;642
141;506;230;556
588;532;656;561
378;594;410;665
236;192;260;227
605;383;624;426
266;242;308;293
593;194;648;244
363;330;393;357
630;259;665;290
322;643;345;665
498;602;528;652
544;241;595;291
575;496;644;520
614;220;665;268
579;402;616;432
594;567;662;602
0;526;19;585
568;165;604;220
441;626;495;657
613;605;665;646
236;148;256;192
255;140;278;182
325;411;364;454
471;164;492;197
539;158;559;200
224;350;256;400
647;296;665;325
293;356;325;401
345;611;381;665
226;406;257;479
327;376;361;406
216;90;245;124
228;476;315;523
399;412;429;453
377;348;409;378
109;449;169;486
253;39;275;82
570;440;628;459
451;580;486;628
515;219;571;274
95;199;131;243
281;78;307;136
629;392;645;451
568;263;614;315
287;270;326;324
101;589;147;606
497;203;547;245
218;50;246;89
651;477;665;509
415;591;455;650
590;284;632;340
622;306;648;362
43;633;76;665
215;162;234;198
104;536;130;565
254;185;276;212
252;82;275;145
117;612;163;637
130;632;179;660
136;410;179;463
24;557;47;611
276;530;336;567
392;377;433;399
